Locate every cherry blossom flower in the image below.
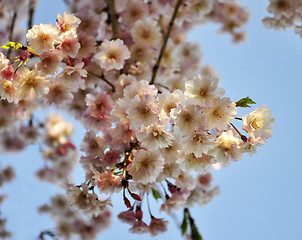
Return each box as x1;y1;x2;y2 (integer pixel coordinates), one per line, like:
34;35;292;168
86;92;114;119
94;39;130;71
177;151;214;174
56;12;81;35
26;23;59;53
173;102;202;133
181;131;214;158
158;89;183;118
1;65;14;81
38;49;63;75
127;149;164;184
160;189;191;215
57;32;81;58
0;80;17;103
0;53;9;70
185;75;225;107
136;121;173;150
242;105;274;139
44;112;74;146
65;182;112;217
94;170;122;194
149;218;169;236
129;220;149;234
209;130;242;166
15;67;50;101
203;97;237;130
182;0;214;21
57;62;87;90
126;94;159;129
131;18;162;48
267;0;294;19
118;210;137;225
123;80;158;100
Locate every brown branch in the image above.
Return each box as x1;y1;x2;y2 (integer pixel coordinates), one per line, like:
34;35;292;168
28;0;36;31
106;0;119;40
230;122;247;142
87;70;115;92
7;11;17;58
154;82;169;90
150;0;183;85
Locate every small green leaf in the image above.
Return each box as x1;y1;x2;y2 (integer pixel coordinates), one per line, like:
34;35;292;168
152;188;162;201
235;96;256;108
0;42;23;50
113;171;122;175
181;213;188;235
191;222;203;240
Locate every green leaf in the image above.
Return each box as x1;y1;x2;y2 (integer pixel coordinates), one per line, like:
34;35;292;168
113;171;122;175
151;188;162;201
235;96;256;108
181;213;188;235
191;222;203;240
0;42;23;50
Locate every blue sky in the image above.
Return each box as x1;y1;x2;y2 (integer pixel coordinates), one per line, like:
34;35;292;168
1;0;302;239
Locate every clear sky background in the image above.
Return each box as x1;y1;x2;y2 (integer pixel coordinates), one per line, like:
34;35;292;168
1;0;302;240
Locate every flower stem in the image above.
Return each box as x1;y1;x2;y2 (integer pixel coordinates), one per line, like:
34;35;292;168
230;122;247;142
150;0;183;85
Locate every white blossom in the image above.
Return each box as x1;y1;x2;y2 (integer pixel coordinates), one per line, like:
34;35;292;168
242;105;274;139
94;39;130;71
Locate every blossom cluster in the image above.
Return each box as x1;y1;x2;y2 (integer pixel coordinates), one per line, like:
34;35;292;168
38;193;111;239
0;0;274;239
263;0;302;36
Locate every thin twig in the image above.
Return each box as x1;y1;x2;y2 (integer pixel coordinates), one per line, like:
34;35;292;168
150;0;183;85
230;122;242;137
154;82;169;90
7;11;17;58
230;122;247;142
28;0;36;31
87;70;115;92
106;0;119;40
38;230;57;240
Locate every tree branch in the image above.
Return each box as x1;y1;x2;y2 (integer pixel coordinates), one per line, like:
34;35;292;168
150;0;183;85
7;11;17;58
87;70;115;92
106;0;119;40
28;0;36;31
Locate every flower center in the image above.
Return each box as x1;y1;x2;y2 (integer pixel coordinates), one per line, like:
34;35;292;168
251;118;263;130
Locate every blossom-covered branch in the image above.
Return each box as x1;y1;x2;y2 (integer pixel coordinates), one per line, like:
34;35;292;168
0;0;277;239
150;0;183;85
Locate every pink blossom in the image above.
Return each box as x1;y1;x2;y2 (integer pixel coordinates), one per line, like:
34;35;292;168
129;221;149;234
94;39;130;71
95;170;122;194
1;65;14;81
118;210;137;225
149;218;169;236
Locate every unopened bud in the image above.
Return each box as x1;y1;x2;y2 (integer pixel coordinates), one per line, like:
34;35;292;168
124;196;132;208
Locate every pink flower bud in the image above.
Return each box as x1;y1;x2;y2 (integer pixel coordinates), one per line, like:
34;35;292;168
124;196;132;208
1;65;14;81
130;192;142;201
18;50;30;62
